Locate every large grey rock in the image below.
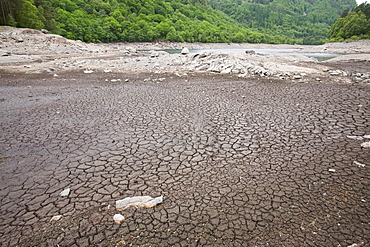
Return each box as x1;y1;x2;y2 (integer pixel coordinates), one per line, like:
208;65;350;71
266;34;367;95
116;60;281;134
1;50;11;56
116;195;163;210
150;51;159;57
245;50;256;55
181;48;189;55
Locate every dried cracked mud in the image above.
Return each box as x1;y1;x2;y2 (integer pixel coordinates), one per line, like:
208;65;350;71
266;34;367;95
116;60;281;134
0;71;369;246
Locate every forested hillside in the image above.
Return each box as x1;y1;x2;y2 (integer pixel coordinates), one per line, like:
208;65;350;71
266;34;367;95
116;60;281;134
0;0;358;44
0;0;290;43
209;0;357;44
329;3;370;41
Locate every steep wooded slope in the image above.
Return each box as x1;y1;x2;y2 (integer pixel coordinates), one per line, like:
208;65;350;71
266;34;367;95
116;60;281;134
0;0;358;44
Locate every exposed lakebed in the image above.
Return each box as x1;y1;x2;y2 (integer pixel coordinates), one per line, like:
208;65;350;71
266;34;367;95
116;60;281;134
160;48;342;61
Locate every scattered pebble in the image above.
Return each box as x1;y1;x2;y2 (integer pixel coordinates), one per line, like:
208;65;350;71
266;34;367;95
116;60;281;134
347;135;363;140
113;214;125;224
84;70;94;74
50;215;62;221
347;242;365;247
354;161;365;167
361;142;370;148
328;169;336;172
59;188;71;197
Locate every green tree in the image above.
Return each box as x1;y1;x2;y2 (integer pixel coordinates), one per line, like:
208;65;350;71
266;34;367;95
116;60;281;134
330;3;370;41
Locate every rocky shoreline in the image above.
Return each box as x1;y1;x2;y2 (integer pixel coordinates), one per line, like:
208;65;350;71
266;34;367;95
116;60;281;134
1;27;370;84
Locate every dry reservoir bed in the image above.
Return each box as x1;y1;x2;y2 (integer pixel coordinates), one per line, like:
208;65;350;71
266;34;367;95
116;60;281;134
0;72;369;246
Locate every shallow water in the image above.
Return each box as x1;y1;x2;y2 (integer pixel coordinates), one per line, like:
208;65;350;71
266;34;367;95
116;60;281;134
162;48;341;61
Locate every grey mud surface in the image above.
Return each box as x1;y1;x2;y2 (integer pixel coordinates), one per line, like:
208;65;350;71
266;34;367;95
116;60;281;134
0;71;369;246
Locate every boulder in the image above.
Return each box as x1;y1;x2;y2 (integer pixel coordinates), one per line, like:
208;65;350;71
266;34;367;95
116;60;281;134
181;47;190;55
0;50;11;56
116;195;163;210
150;51;159;58
245;50;256;55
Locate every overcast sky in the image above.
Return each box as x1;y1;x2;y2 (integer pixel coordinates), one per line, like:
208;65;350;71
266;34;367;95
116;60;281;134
356;0;368;5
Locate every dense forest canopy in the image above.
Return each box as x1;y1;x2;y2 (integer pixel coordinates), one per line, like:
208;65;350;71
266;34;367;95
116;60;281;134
208;0;357;44
0;0;360;44
329;2;370;41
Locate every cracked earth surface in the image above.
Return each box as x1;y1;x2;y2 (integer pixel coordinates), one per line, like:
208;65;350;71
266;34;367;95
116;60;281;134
0;72;369;246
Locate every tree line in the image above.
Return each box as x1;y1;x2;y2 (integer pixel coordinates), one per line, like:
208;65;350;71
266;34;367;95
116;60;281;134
208;0;357;45
0;0;363;44
329;2;370;41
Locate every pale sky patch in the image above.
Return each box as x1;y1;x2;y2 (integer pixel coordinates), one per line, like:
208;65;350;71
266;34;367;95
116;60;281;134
356;0;368;5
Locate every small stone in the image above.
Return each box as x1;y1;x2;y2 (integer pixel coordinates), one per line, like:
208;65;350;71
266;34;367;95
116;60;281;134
50;215;62;221
363;135;370;139
84;70;94;74
40;67;56;73
347;135;363;140
354;161;365;167
329;71;341;76
347;243;365;247
293;75;302;79
315;78;321;81
60;188;71;197
41;29;49;34
113;214;125;224
104;69;112;73
328;169;336;172
361;142;370;148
